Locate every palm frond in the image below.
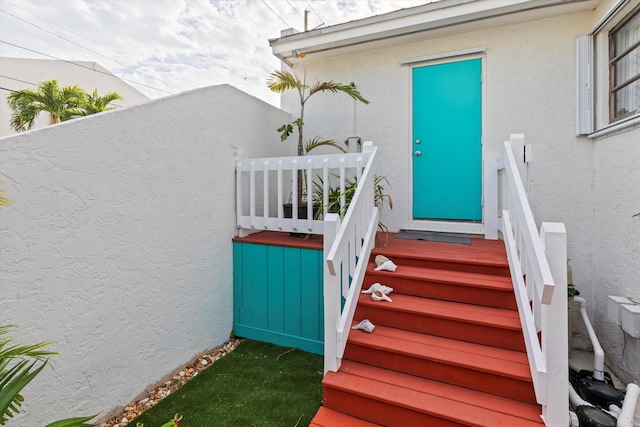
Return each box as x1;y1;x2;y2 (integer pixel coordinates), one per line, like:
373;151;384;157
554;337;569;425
307;81;369;104
303;137;347;154
0;359;47;425
44;415;98;427
266;70;306;93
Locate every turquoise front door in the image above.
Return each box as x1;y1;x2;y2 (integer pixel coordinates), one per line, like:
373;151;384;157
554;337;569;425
412;58;482;221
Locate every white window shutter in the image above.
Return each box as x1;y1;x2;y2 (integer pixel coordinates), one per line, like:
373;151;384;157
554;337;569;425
576;35;594;135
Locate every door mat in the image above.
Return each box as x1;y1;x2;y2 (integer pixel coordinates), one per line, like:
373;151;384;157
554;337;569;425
395;230;472;245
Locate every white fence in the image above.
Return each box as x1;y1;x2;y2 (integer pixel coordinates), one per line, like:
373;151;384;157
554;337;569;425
323;143;379;374
499;134;568;426
236;146;374;236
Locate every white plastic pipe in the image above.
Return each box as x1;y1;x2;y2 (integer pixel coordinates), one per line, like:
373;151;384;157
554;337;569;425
574;296;605;381
617;383;640;427
570;382;593;409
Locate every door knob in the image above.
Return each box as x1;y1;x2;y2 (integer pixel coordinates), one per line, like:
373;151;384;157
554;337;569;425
415;150;421;156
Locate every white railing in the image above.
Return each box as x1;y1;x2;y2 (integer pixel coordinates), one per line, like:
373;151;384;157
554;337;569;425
499;134;568;426
236;147;373;237
323;142;379;374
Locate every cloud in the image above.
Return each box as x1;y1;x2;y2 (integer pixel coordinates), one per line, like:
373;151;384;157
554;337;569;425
0;0;428;104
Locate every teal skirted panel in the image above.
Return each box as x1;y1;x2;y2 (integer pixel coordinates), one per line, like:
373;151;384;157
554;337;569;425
233;241;324;354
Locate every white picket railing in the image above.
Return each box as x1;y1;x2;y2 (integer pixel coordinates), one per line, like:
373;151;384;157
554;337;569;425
236;147;373;237
323;142;379;374
499;134;568;426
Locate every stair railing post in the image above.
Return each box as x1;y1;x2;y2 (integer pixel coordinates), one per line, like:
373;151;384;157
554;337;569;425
540;222;568;426
483;155;498;240
323;213;342;375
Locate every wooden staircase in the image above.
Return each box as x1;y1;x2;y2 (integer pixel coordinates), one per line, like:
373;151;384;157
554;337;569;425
310;236;545;427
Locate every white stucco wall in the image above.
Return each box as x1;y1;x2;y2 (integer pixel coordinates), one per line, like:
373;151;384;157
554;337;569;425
284;10;597;304
0;57;150;138
0;84;289;425
281;6;639;383
592;128;640;383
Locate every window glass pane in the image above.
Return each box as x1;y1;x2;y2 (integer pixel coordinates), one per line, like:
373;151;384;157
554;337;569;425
614;11;640;54
614;78;640;118
615;46;639;85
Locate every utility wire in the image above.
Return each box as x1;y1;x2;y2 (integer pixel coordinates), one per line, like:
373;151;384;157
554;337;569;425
260;0;293;28
285;0;304;18
0;75;37;87
0;7;186;92
304;0;325;28
0;40;174;95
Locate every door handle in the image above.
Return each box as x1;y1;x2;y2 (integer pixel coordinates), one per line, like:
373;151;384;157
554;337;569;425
414;150;421;156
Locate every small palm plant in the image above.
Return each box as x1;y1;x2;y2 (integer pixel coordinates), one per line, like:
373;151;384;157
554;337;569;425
0;325;96;426
79;90;122;116
7;80;87;132
267;70;369;204
6;80;122;132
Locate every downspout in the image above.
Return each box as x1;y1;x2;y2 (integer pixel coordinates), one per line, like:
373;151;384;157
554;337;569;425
574;296;605;381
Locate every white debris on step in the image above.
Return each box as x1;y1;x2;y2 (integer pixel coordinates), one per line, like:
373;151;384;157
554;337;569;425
362;283;394;295
362;283;394;302
374;255;390;266
375;259;397;272
352;319;376;333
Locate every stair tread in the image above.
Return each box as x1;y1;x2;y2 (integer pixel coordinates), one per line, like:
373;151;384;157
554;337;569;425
311;407;383;427
373;234;508;267
358;293;521;329
348;323;531;380
326;361;544;426
366;263;513;290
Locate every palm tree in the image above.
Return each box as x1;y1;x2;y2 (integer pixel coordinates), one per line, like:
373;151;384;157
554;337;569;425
267;70;369;203
79;89;122;116
7;80;87;132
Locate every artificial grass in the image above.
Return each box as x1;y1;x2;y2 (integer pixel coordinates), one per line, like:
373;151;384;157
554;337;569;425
130;340;324;427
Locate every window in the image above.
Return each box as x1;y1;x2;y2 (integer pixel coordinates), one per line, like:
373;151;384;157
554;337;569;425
609;8;640;122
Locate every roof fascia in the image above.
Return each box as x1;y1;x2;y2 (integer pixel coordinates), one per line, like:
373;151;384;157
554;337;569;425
270;0;595;65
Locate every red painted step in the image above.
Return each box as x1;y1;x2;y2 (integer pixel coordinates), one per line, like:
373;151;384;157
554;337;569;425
364;263;517;309
323;361;544;427
355;292;526;352
310;407;383;427
345;323;536;404
372;235;510;277
310;236;542;427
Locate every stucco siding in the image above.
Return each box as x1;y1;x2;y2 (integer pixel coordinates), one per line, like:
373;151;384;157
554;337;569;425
0;84;289;425
592;128;640;383
283;11;597;304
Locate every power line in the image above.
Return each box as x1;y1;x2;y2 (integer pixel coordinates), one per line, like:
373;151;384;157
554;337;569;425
0;7;185;92
0;75;37;87
0;40;174;95
285;0;304;18
260;0;293;28
304;1;325;28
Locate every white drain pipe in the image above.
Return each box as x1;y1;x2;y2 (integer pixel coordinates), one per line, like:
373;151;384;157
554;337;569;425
574;296;605;381
617;383;640;427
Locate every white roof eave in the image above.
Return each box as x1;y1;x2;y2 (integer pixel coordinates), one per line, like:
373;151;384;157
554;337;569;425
270;0;600;65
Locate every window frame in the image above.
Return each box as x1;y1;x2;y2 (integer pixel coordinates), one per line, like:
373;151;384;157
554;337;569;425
608;5;640;123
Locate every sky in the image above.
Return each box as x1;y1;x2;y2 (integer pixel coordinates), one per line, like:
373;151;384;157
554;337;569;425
0;0;428;106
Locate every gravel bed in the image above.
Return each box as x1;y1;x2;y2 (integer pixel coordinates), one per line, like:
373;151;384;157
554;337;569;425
99;338;243;427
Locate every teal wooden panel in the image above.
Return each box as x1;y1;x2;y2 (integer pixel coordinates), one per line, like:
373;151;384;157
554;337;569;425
300;248;321;341
283;248;302;337
232;242;244;323
266;245;285;333
412;58;482;221
233;240;323;355
251;244;269;327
